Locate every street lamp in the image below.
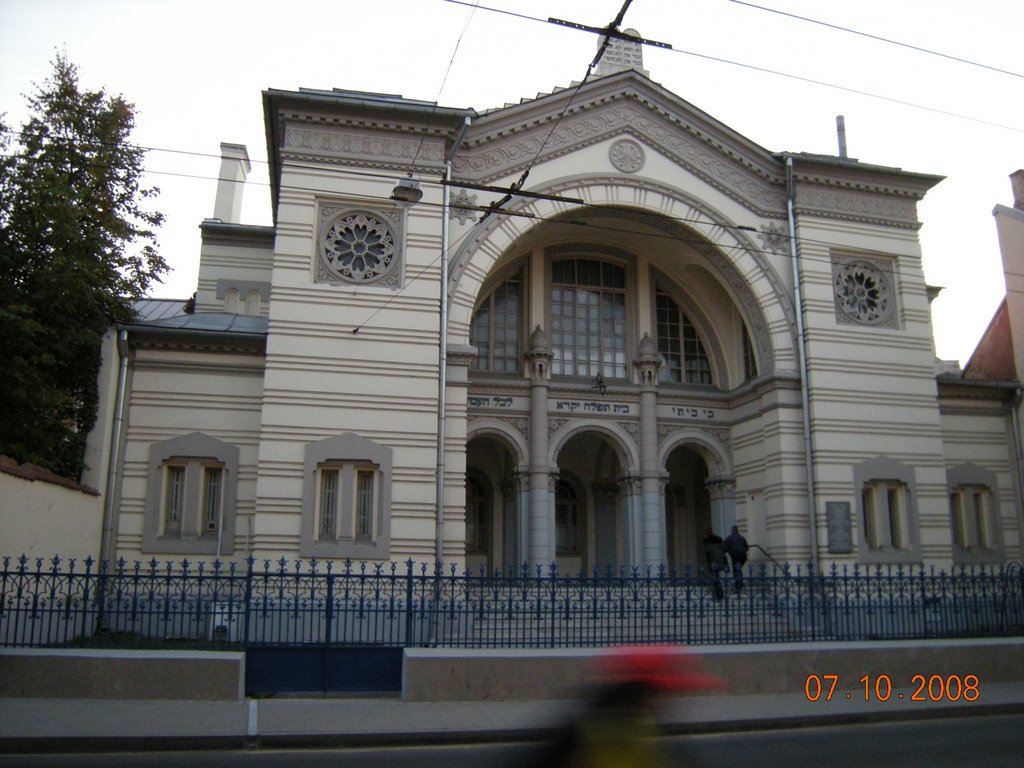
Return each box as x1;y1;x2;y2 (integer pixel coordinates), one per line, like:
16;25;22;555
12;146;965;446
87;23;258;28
391;174;423;203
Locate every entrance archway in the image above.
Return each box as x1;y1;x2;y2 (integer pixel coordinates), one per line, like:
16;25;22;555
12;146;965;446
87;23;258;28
554;430;627;573
664;446;711;570
465;433;521;572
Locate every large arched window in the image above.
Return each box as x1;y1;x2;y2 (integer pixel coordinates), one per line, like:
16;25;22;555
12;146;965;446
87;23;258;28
471;271;521;372
551;258;627;379
655;290;712;385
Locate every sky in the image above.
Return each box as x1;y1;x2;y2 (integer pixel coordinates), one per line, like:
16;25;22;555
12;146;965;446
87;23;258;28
1;0;1021;367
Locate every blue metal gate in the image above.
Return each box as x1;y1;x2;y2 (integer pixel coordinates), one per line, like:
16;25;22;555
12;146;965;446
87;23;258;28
245;645;403;694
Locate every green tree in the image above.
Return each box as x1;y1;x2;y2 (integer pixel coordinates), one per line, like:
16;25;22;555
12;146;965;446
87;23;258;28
0;54;167;479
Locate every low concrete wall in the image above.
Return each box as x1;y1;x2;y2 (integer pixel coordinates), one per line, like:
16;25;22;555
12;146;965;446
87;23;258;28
402;638;1024;701
0;649;245;701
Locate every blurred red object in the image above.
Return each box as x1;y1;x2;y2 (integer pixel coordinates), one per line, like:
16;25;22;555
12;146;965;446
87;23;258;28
596;645;726;692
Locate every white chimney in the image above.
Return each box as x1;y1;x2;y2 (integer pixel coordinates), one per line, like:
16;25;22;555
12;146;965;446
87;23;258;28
212;143;251;223
1011;169;1024;212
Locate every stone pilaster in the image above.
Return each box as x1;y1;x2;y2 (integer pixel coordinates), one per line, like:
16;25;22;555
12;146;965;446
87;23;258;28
635;333;666;567
526;326;555;566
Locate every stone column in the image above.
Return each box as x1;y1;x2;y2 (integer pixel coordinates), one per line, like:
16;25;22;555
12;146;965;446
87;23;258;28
707;477;737;538
619;475;643;567
506;471;530;572
634;333;666;567
525;326;555;567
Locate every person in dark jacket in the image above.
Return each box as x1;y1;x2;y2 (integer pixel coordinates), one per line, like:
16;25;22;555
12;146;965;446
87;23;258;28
724;525;749;594
702;528;727;600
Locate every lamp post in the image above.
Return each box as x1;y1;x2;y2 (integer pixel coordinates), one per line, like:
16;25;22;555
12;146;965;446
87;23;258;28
390;116;470;645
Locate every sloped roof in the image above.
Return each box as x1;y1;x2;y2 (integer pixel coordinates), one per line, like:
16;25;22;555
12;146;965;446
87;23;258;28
126;312;268;336
962;299;1016;382
134;298;189;322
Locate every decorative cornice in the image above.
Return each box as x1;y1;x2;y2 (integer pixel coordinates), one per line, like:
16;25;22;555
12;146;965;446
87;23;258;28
283;124;445;170
456;100;787;219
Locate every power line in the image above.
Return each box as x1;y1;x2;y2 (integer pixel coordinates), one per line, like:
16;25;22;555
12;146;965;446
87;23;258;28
727;0;1024;80
0;147;952;274
410;0;480;170
444;0;1023;134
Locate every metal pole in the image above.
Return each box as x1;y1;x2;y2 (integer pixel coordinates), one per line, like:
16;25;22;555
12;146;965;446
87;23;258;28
100;329;129;567
785;155;819;569
431;115;471;645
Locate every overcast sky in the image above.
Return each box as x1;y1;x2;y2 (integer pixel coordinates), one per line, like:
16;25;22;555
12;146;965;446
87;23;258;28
1;0;1021;366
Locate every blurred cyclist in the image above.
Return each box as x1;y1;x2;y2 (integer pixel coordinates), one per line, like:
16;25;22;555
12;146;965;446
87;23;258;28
532;645;725;768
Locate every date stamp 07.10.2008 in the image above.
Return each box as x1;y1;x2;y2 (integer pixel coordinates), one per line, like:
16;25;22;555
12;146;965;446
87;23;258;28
804;674;980;703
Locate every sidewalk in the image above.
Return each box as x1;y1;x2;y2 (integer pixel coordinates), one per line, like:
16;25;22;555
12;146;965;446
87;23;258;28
2;683;1023;753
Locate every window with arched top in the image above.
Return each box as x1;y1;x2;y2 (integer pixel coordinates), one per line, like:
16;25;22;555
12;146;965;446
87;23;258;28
551;258;627;379
655;290;712;385
470;271;521;373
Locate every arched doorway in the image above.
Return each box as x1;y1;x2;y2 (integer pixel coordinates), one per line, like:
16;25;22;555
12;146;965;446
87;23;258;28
465;433;521;572
664;446;711;570
555;430;627;573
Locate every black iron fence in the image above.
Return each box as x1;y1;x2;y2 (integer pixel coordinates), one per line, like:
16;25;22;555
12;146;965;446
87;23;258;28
2;555;1022;650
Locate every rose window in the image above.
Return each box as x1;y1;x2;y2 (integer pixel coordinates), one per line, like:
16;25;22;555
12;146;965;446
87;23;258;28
833;261;891;325
320;212;397;284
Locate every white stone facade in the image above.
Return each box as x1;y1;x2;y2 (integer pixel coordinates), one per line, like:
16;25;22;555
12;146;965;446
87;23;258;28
78;72;1022;571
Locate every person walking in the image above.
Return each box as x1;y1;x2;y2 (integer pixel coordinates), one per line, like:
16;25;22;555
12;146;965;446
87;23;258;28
724;525;749;595
702;528;727;600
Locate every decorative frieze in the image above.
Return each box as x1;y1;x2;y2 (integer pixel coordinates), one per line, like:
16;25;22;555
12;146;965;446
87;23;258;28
284;125;444;167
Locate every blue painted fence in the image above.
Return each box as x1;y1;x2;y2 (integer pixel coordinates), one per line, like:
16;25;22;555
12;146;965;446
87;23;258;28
2;555;1022;650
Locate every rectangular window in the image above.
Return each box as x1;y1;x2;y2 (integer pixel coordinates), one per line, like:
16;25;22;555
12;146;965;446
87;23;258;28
165;465;185;535
973;489;990;548
202;466;223;533
951;485;994;551
552;259;627;379
470;274;521;372
656;291;711;385
319;469;339;539
951;491;968;549
863;481;909;550
356;469;374;539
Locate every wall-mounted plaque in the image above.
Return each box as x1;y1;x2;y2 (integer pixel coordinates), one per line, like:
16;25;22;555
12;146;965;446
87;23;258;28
826;501;854;554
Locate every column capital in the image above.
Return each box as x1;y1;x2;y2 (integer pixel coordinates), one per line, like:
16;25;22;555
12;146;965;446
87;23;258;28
525;325;554;381
633;332;661;388
618;474;642;495
705;476;736;500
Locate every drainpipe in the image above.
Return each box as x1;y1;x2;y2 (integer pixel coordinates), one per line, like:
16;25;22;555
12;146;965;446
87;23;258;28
1010;388;1024;558
431;115;471;644
785;155;820;568
100;329;129;567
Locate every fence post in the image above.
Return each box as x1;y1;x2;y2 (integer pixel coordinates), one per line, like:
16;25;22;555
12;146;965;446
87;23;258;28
323;565;334;693
404;559;414;647
243;556;254;649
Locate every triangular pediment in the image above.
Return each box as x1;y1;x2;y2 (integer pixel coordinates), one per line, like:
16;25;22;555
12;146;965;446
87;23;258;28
456;69;787;218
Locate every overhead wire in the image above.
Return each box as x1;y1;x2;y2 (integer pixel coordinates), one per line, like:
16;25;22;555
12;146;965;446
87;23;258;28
726;0;1024;80
443;0;1023;134
0;146;942;274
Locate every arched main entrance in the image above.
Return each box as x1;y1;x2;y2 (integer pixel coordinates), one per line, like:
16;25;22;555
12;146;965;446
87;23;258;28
664;446;711;569
465;433;522;573
554;430;627;574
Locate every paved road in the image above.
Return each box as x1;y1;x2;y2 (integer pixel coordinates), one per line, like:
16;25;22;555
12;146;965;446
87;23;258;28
3;713;1021;767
